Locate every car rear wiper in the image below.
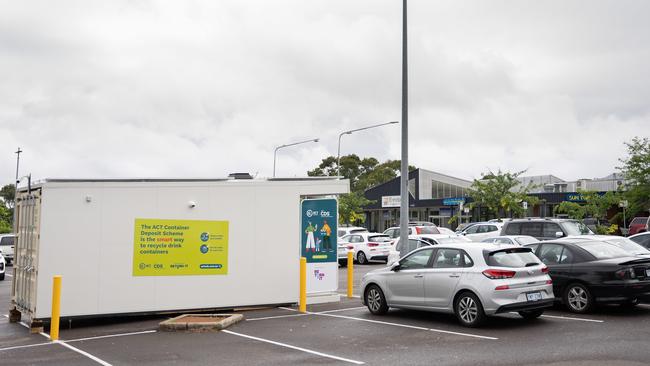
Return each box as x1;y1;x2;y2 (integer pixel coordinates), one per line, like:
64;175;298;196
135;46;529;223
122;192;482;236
525;262;538;267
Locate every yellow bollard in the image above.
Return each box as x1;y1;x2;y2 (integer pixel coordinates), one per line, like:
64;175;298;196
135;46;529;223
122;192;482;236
50;275;62;341
299;257;307;313
347;251;354;298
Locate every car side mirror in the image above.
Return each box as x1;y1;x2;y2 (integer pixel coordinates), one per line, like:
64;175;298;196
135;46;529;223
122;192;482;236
555;231;564;238
390;262;401;272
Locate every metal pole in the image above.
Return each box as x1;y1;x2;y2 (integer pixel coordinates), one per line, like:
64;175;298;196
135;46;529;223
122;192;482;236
337;132;346;178
399;0;409;249
12;147;22;234
272;138;319;178
336;121;398;178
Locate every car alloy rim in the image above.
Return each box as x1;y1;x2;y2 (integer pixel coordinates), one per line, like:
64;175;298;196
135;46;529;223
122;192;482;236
458;296;478;323
367;288;381;312
359;252;366;263
568;287;588;310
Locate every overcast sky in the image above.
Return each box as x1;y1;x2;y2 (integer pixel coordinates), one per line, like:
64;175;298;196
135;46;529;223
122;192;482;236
1;0;648;185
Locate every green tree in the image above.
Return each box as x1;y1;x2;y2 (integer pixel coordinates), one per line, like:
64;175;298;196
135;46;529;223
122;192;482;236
554;201;586;219
467;170;539;219
0;184;15;209
618;137;650;219
308;155;416;224
0;205;12;233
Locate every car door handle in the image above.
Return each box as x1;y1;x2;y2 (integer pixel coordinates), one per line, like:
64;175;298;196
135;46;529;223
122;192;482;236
449;275;460;278
413;274;423;278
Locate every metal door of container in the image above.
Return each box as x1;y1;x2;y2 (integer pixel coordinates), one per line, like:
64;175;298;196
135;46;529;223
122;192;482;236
12;189;41;316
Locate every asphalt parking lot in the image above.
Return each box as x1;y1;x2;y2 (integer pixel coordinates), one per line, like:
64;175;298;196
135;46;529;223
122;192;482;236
2;262;650;366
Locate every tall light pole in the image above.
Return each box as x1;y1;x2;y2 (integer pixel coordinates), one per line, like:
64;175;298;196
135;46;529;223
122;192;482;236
273;138;319;178
399;0;409;250
12;147;22;233
337;121;398;177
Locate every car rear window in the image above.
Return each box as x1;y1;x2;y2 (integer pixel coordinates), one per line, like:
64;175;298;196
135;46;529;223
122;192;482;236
576;241;630;259
515;236;539;245
368;235;392;243
504;223;521;235
350;228;368;233
0;236;14;246
561;221;593;235
486;248;539;268
631;217;649;225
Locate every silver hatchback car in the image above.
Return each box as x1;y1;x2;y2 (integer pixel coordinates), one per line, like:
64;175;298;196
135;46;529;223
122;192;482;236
360;243;554;327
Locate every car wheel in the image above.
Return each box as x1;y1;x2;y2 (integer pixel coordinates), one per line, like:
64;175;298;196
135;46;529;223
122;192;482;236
365;285;388;315
564;283;593;313
518;309;544;320
454;292;486;327
357;251;368;265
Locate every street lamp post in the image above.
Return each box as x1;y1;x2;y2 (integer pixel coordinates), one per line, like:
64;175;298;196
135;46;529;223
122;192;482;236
273;138;319;178
336;121;398;177
399;0;409;252
12;147;22;234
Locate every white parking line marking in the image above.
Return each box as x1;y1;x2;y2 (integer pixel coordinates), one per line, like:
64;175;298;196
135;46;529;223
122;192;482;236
637;304;650;309
222;330;364;365
246;313;309;321
314;313;498;340
0;341;53;352
337;292;361;299
5;273;12;277
318;307;367;314
57;341;113;366
65;330;157;343
540;314;604;323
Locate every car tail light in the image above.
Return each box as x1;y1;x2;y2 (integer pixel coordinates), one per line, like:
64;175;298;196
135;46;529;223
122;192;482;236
415;227;422;234
346;245;354;250
541;266;549;274
482;269;516;279
495;285;509;291
367;242;379;247
615;268;635;279
546;279;553;285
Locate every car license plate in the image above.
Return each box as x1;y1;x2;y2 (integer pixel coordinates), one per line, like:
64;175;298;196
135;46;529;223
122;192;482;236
526;292;542;302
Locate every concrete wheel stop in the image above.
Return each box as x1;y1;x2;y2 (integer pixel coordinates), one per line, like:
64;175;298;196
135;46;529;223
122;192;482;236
159;313;244;332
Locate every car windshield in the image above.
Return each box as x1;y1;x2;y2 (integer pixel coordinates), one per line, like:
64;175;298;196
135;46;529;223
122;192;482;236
515;237;539;245
605;238;650;255
487;249;539;268
561;221;593;235
631;217;648;225
415;226;440;234
368;235;392;243
576;241;631;259
350;228;368;233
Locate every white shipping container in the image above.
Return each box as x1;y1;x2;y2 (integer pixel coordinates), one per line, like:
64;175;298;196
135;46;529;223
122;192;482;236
10;177;349;326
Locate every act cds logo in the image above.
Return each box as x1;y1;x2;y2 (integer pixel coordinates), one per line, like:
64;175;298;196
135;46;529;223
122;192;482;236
200;244;209;254
200;232;209;242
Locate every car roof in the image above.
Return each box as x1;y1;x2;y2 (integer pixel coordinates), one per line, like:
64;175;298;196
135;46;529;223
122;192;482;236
506;218;577;223
630;232;650;238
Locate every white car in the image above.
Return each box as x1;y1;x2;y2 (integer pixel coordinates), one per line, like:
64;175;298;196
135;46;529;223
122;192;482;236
0;252;5;280
437;227;457;236
0;234;14;265
383;225;441;239
481;236;539;246
338;233;393;264
459;222;504;242
388;235;472;265
337;226;368;238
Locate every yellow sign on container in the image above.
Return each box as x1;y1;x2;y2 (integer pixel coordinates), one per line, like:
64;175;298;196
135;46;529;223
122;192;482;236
133;218;229;276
